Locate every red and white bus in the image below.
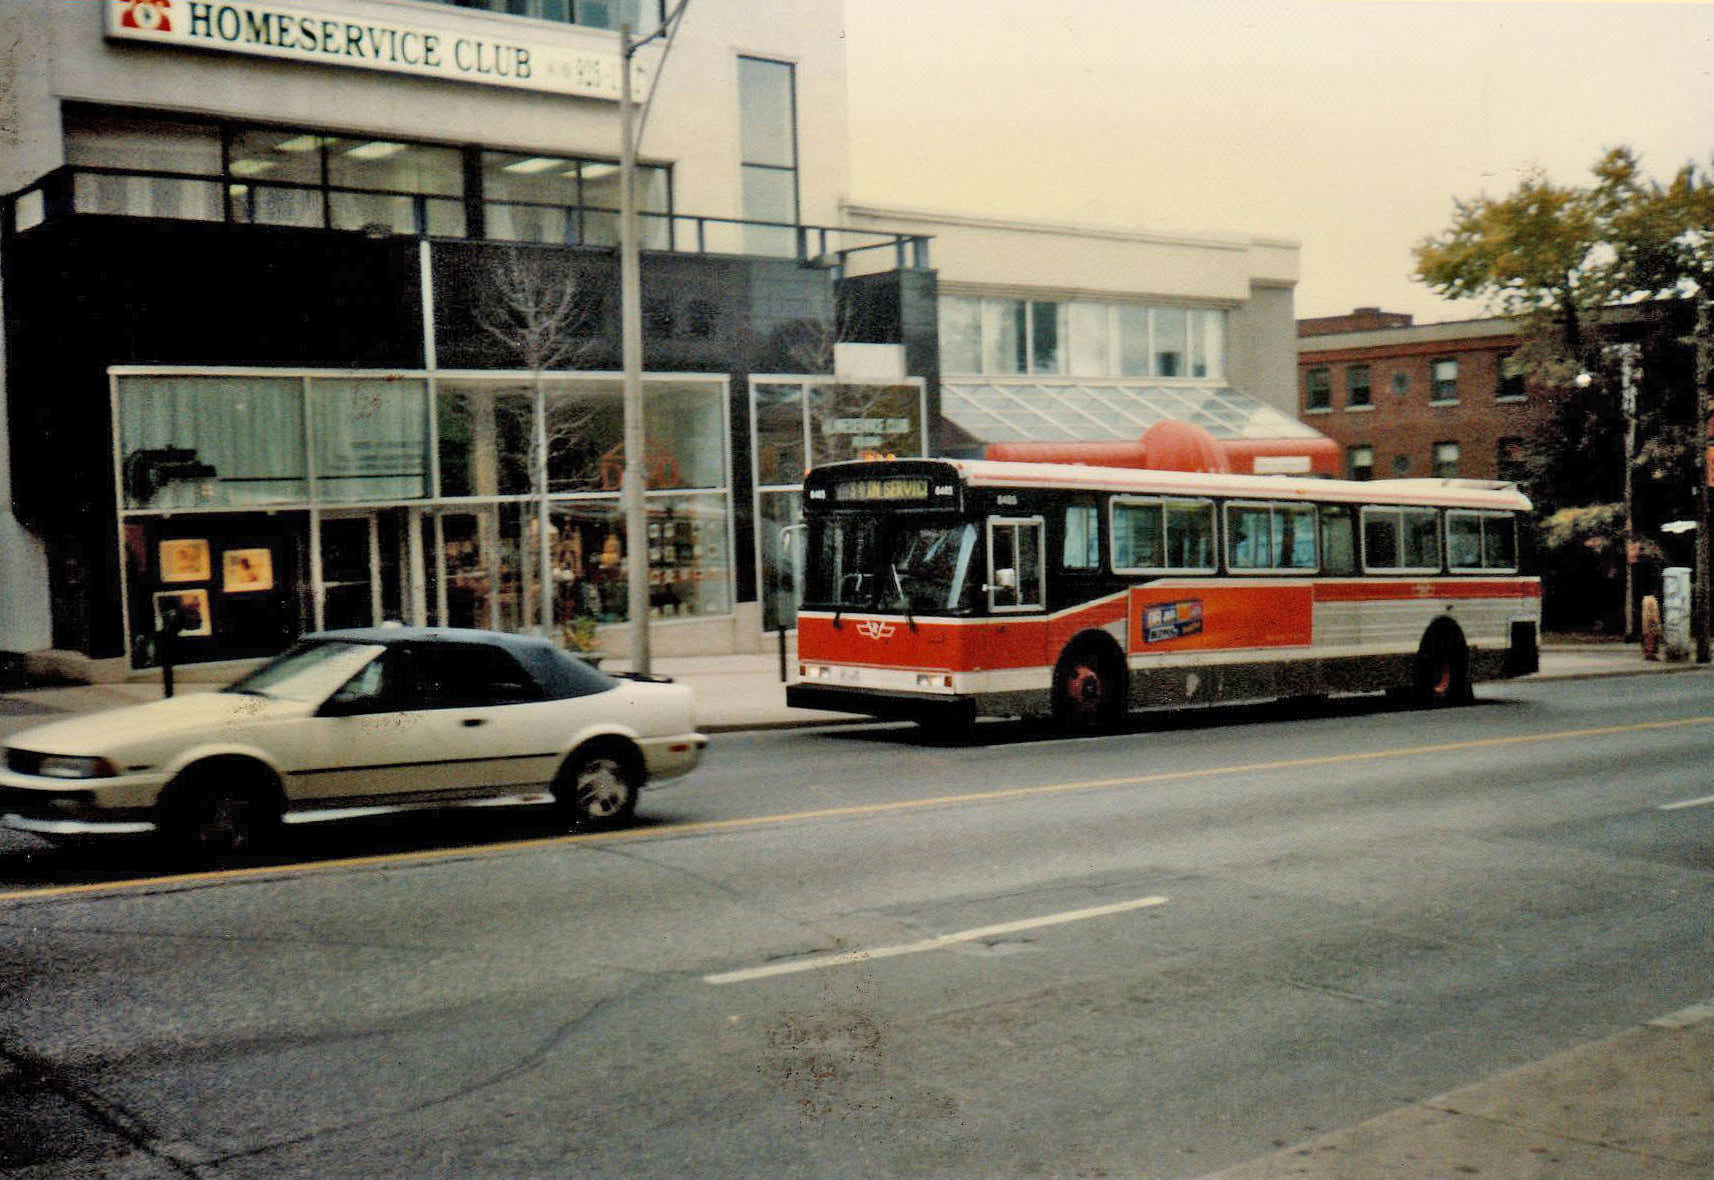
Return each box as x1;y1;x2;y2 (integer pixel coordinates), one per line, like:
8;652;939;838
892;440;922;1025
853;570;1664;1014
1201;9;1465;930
785;457;1541;731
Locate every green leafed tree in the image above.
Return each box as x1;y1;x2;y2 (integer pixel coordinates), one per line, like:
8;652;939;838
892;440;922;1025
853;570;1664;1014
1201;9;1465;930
1414;147;1714;629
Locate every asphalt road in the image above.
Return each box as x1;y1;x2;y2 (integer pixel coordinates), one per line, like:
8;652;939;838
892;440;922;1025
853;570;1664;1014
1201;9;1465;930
2;672;1713;1178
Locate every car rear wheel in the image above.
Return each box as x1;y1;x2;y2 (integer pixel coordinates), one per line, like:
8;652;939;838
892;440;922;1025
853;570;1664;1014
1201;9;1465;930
555;743;640;830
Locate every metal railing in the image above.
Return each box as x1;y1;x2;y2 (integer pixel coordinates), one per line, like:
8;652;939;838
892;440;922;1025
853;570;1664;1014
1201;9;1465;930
5;164;931;270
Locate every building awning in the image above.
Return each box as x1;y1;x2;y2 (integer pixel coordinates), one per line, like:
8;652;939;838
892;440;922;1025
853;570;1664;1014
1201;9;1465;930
941;381;1322;444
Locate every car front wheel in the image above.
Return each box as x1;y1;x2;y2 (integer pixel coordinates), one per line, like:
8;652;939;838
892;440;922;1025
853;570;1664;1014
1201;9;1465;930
555;743;640;830
159;766;278;861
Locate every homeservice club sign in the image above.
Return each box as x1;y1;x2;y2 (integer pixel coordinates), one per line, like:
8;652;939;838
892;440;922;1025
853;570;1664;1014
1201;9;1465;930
106;0;649;100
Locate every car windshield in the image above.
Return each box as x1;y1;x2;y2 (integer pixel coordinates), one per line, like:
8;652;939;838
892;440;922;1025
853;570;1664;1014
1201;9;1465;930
223;641;388;703
887;522;977;612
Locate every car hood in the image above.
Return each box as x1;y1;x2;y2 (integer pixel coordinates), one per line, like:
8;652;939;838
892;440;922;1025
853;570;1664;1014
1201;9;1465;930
4;692;312;757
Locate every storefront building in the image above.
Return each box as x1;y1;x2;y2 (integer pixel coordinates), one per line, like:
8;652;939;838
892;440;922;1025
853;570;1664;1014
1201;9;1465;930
0;0;933;670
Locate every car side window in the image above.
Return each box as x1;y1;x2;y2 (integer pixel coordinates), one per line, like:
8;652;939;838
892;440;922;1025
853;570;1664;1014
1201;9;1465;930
326;650;401;713
414;644;545;710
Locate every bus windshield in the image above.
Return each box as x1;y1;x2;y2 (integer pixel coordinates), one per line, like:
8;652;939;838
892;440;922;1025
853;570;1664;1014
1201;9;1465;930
805;516;977;613
888;522;977;612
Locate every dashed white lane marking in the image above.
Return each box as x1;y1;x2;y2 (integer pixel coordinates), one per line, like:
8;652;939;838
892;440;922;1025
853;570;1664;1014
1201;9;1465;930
1657;793;1714;811
702;894;1168;984
1649;1000;1714;1029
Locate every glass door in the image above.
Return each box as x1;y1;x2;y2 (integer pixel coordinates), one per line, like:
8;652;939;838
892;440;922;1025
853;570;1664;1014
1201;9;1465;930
318;513;377;632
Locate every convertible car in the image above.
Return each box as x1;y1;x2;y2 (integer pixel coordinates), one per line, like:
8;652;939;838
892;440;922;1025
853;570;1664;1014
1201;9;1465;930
0;627;706;856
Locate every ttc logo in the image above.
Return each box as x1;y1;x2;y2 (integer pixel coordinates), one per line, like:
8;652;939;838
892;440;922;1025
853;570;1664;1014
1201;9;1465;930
854;620;896;640
120;0;172;32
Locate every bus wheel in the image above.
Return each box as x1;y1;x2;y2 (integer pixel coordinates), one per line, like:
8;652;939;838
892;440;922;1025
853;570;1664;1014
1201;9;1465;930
1415;628;1472;707
1054;645;1121;733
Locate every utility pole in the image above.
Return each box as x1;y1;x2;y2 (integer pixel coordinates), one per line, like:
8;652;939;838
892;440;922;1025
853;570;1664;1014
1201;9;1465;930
1697;299;1712;663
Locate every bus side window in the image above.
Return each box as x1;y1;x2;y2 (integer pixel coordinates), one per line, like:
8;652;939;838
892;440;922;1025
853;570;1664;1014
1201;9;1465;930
1320;506;1356;575
1062;503;1101;570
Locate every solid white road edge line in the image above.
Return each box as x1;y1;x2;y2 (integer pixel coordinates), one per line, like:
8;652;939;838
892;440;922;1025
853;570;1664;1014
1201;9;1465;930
702;894;1169;985
1657;793;1714;811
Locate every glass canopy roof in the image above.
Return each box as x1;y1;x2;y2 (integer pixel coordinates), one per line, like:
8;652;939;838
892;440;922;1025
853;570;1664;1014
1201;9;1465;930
941;382;1322;444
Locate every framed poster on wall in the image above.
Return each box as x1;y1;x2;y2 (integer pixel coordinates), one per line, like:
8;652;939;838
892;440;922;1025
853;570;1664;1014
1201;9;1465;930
152;589;213;637
223;548;275;593
159;538;211;583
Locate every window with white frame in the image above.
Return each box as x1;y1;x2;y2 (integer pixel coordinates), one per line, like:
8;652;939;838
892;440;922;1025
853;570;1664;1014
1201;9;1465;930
1433;441;1460;479
1430;358;1459;402
939;295;1227;380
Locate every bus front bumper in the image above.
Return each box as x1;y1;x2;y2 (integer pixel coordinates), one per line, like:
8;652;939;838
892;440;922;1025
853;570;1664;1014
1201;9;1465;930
787;683;974;726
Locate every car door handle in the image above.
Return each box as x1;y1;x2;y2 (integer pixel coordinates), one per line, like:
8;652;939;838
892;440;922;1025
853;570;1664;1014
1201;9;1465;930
460;718;488;727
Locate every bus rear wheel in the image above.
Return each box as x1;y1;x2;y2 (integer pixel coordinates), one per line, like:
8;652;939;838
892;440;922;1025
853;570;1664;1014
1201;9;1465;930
1415;629;1473;707
1054;646;1122;733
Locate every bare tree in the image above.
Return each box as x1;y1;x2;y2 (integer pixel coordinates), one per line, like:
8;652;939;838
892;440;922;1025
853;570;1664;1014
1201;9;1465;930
477;248;600;636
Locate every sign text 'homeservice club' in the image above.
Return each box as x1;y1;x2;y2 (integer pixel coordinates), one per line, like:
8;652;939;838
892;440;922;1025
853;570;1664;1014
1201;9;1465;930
106;0;650;100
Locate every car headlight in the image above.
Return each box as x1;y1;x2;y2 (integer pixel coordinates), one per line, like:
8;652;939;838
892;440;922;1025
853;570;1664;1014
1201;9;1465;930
33;754;119;780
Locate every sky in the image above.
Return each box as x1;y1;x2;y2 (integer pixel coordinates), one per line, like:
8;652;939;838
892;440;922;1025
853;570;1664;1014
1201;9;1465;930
841;0;1714;324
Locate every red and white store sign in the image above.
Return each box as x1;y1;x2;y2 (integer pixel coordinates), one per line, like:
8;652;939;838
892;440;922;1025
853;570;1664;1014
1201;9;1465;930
105;0;650;100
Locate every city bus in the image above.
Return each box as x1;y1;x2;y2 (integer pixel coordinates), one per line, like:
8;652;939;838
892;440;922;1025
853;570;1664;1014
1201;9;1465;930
785;457;1541;732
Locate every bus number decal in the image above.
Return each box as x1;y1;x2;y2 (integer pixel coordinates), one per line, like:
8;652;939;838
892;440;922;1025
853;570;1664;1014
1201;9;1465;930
1144;600;1204;644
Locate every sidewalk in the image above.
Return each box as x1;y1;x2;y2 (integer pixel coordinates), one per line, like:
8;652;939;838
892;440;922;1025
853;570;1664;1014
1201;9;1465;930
1;642;1709;1180
1196;1001;1714;1179
2;640;1697;734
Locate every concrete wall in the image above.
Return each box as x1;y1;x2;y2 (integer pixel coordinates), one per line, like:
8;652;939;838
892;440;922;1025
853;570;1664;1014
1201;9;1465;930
1228;283;1301;416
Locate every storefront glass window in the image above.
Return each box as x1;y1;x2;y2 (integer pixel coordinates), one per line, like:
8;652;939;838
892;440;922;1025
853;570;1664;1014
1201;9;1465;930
645;382;726;489
938;296;982;376
436;385;535;497
754;383;807;486
808;383;923;467
758;490;804;631
311;378;430;502
119;376;307;509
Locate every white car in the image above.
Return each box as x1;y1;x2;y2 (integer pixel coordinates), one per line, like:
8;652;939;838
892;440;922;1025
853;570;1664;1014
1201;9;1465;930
0;627;706;857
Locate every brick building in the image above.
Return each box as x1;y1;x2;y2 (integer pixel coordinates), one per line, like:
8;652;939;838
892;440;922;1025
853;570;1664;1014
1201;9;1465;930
1296;310;1549;484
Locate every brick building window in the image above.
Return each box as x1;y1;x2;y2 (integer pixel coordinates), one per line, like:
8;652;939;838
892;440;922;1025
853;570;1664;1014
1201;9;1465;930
1430;358;1459;402
1305;367;1331;411
1497;353;1526;400
1346;445;1374;481
1433;441;1460;478
1497;436;1529;483
1346;364;1372;408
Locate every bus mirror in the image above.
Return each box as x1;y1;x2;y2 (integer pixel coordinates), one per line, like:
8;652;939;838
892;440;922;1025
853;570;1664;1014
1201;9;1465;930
991;568;1017;590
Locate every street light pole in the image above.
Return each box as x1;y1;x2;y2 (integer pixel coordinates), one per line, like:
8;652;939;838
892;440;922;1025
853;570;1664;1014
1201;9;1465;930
619;22;649;675
1697;299;1712;663
616;3;688;676
1620;345;1639;643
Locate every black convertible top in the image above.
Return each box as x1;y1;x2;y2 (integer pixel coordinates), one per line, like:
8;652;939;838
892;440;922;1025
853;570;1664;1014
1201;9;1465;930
309;626;616;699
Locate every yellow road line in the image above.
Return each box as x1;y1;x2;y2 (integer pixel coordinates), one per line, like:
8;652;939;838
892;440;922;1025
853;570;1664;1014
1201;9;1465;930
4;714;1710;905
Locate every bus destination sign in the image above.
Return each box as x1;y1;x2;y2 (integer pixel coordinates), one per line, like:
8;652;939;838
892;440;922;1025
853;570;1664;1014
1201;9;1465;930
833;477;931;502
